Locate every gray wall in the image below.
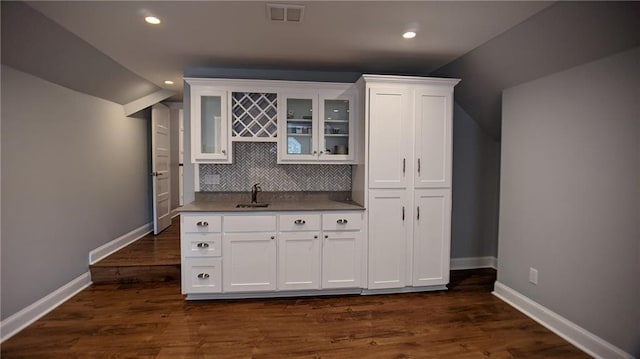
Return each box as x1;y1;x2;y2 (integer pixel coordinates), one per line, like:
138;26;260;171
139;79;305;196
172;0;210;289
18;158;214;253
432;1;640;140
451;103;500;259
1;65;152;320
498;47;640;354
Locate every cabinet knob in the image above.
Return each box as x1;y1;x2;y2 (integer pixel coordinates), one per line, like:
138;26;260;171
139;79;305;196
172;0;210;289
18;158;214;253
313;150;318;155
222;149;226;154
196;221;209;227
294;219;306;225
336;219;348;224
196;242;209;248
270;236;275;240
314;235;318;239
197;273;210;279
324;235;329;239
320;151;324;155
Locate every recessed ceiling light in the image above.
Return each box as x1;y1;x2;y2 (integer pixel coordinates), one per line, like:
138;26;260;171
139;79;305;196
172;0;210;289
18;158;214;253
145;16;161;25
403;31;416;39
164;80;174;85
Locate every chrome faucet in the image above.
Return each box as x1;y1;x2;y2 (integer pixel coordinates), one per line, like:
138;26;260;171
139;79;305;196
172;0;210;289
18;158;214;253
251;183;262;204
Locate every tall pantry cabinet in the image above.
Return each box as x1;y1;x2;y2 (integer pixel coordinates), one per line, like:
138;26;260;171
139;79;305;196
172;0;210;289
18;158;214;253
359;75;460;290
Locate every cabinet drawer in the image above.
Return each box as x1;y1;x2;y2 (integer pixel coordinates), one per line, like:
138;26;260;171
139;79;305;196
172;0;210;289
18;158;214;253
183;258;222;293
279;213;321;232
224;215;276;232
322;212;363;231
182;214;222;233
182;233;222;257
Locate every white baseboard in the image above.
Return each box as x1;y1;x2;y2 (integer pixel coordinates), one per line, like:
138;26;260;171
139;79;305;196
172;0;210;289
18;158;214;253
450;256;497;270
493;281;633;359
0;272;92;343
89;222;153;264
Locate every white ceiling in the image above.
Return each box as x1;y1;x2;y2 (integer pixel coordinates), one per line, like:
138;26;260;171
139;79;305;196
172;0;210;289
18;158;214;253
27;1;552;100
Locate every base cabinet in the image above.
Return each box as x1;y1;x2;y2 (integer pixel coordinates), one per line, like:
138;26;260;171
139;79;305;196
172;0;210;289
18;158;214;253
223;233;277;292
367;190;410;289
181;211;364;298
322;232;361;288
278;232;321;290
412;189;451;286
183;258;222;293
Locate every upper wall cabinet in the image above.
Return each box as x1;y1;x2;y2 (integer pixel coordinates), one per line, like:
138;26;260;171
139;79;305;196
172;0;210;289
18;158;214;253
364;77;458;189
278;90;356;164
186;78;359;165
189;85;232;164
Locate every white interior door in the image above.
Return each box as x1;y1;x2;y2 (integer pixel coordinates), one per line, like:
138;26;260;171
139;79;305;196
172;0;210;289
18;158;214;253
178;109;184;206
152;103;171;235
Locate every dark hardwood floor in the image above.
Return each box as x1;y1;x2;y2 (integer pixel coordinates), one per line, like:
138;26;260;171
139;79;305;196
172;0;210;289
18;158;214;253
1;268;588;358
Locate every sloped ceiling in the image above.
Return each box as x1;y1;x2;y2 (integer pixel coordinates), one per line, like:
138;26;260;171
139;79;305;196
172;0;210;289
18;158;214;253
3;1;638;137
432;2;640;140
1;1;160;105
23;1;552;102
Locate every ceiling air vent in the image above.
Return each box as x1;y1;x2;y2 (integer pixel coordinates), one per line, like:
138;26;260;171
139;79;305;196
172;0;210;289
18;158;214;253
267;3;305;23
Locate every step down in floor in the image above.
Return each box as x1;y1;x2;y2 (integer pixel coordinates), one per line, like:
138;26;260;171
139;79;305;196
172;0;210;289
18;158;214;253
90;264;180;284
90;217;181;285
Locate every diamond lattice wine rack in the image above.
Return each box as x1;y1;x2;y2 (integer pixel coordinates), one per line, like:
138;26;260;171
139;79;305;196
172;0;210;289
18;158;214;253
232;92;278;139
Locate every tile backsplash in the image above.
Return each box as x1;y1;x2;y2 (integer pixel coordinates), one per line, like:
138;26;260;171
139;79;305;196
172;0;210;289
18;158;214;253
199;142;351;192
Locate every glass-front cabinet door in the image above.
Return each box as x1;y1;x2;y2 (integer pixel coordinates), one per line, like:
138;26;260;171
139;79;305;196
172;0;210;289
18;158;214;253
319;95;354;161
191;88;231;163
279;94;318;161
278;91;355;163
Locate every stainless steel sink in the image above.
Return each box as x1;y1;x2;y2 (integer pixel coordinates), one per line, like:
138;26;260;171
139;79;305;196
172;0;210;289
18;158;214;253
236;203;270;208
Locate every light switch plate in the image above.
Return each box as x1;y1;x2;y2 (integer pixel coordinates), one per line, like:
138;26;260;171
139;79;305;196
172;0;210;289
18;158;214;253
529;267;538;285
204;174;220;185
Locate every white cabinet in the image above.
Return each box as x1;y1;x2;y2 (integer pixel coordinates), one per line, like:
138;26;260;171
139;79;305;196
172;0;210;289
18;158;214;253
278;213;321;290
322;232;361;289
367;190;410;289
414;88;453;188
362;75;459;290
223;232;277;292
181;210;364;298
368;87;411;188
278;91;356;164
183;258;223;293
413;189;451;286
222;214;277;292
186;78;359;164
188;85;231;164
321;211;363;289
181;214;223;294
278;232;321;290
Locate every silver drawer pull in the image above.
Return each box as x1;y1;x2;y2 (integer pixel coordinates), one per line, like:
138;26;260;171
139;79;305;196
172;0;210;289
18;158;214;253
336;219;348;224
197;273;210;279
196;221;209;227
196;242;209;249
294;219;306;225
